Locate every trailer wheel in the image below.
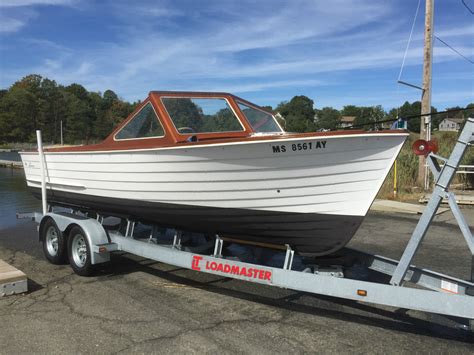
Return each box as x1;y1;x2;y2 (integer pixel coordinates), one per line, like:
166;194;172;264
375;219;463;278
41;218;67;264
68;226;94;276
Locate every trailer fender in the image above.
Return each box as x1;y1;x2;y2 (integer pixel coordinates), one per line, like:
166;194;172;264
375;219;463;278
40;212;111;265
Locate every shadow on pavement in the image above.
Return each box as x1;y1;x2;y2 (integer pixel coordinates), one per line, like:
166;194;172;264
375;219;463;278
92;253;474;344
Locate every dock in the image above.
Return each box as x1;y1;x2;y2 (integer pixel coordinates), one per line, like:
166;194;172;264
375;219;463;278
0;160;23;168
420;192;474;205
0;260;27;296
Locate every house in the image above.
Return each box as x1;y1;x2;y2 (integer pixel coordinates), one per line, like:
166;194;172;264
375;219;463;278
339;116;356;128
439;118;464;132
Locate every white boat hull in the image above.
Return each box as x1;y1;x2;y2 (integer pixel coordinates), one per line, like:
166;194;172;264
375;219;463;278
20;132;407;255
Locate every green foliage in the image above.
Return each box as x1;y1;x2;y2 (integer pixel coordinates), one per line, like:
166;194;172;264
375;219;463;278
0;87;37;142
0;75;135;144
340;105;361;117
354;105;385;128
260;105;273;112
276;95;316;132
378;131;474;198
163;98;243;133
2;74;473;145
162;98;203;131
202;108;242;132
314;107;340;130
465;103;474;119
387;101;437;133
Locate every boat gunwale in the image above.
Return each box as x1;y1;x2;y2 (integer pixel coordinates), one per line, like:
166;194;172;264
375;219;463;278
20;130;408;155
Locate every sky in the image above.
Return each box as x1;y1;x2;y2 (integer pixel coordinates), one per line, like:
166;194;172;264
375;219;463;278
0;0;473;110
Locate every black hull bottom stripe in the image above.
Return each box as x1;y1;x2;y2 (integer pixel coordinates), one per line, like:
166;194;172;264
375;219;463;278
31;188;364;256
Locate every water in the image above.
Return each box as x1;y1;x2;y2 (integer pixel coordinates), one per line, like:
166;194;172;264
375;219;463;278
0;151;21;162
0;167;41;230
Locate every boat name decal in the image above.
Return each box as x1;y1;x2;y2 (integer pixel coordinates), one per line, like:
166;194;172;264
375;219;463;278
272;141;326;153
191;255;273;284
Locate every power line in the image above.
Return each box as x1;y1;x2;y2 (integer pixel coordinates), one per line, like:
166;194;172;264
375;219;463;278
435;36;474;64
341;107;472;130
461;0;474;14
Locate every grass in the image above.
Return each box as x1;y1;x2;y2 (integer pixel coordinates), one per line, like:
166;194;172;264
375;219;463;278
378;131;474;200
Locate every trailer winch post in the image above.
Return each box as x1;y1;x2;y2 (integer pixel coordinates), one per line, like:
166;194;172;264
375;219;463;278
36;130;47;216
391;118;474;288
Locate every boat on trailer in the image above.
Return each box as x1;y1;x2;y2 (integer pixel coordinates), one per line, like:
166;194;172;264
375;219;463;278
20;91;408;256
15;115;474;331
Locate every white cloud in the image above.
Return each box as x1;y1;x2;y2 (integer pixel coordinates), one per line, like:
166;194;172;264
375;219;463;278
0;0;76;34
179;79;326;94
21;38;73;53
432;90;474;105
436;24;474;38
0;16;25;33
2;0;472;109
127;5;183;18
0;0;75;7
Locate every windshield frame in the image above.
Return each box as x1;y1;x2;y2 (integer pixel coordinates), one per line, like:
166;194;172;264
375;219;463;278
235;99;284;134
160;96;246;136
113;101;166;142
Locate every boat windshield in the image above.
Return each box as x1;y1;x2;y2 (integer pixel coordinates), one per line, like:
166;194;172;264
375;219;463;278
161;97;244;134
237;101;282;133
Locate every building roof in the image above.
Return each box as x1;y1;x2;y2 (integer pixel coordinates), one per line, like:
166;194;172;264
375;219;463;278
340;116;356;123
441;118;464;124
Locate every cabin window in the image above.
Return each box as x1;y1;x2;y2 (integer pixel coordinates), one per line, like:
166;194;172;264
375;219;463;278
115;103;164;140
237;102;282;133
161;97;244;134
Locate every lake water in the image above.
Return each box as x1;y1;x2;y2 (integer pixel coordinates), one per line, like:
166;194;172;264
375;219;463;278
0;167;41;230
0;151;22;161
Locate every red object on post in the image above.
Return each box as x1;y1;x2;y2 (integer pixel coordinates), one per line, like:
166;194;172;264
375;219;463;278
412;139;438;156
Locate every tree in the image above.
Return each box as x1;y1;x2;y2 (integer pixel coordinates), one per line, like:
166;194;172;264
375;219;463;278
0;74;138;144
12;74;43;93
314;107;341;130
94;100;134;139
443;106;465;119
465;103;474;119
341;105;363;119
162;98;203;132
103;89;118;103
276;95;315;132
353;105;385;129
0;87;37;142
62;91;92;143
387;101;437;133
37;78;65;143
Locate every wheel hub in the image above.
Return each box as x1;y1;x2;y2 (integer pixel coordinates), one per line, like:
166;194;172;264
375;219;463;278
72;234;87;267
45;226;59;256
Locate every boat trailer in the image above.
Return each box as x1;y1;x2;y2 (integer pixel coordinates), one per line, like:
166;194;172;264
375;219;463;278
20;119;474;331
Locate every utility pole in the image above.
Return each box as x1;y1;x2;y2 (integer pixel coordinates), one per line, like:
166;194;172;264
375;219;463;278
418;0;434;189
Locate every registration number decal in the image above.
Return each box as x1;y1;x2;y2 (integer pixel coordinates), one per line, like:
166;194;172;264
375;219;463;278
272;141;326;154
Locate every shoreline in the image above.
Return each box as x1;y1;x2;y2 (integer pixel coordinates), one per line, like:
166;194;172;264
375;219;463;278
0;160;23;169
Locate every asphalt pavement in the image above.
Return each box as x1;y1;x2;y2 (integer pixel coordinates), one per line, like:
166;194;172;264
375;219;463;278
1;209;473;353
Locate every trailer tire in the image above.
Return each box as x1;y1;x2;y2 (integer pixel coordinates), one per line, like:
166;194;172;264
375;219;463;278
41;218;67;265
68;226;94;276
